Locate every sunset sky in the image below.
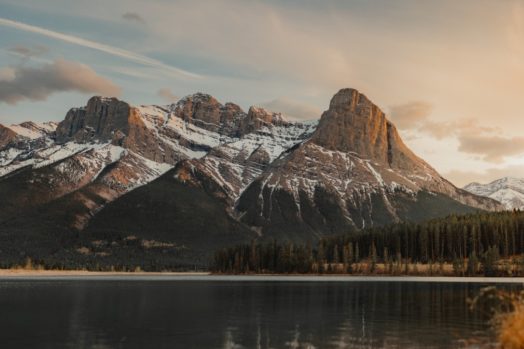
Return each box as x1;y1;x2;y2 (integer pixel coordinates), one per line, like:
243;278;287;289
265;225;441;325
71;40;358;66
1;0;523;186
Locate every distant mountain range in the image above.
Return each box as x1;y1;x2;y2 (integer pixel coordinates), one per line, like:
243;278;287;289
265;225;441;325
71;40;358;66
464;177;524;210
0;88;503;269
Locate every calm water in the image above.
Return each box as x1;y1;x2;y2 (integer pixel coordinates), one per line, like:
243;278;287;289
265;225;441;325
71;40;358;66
0;276;521;349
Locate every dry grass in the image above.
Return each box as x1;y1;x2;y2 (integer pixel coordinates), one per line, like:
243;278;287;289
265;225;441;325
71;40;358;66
498;302;524;349
324;261;456;276
470;287;524;349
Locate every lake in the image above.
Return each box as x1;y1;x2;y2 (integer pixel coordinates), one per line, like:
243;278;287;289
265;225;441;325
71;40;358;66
0;276;522;348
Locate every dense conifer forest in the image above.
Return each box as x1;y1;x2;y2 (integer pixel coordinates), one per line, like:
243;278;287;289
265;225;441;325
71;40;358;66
213;210;524;276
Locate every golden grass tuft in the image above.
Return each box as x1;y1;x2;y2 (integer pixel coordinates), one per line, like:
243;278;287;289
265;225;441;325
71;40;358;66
499;303;524;349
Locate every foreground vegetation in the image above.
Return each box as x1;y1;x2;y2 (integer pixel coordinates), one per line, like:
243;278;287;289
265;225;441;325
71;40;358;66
214;210;524;276
470;287;524;348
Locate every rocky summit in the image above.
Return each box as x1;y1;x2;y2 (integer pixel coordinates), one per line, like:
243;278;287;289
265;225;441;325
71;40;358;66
0;88;502;269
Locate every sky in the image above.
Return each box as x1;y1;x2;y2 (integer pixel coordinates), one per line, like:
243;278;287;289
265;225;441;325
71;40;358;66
0;0;524;187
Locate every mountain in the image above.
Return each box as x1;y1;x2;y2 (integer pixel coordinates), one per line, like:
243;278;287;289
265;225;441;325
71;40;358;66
464;177;524;210
233;89;500;239
0;88;502;269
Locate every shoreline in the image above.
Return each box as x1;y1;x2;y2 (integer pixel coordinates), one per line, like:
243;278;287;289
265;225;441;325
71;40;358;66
0;269;210;277
1;269;524;283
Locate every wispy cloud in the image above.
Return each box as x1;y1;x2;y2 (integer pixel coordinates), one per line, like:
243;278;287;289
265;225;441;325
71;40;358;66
157;88;178;103
258;97;321;121
8;44;48;58
457;135;524;163
0;17;201;79
122;12;145;24
389;101;433;130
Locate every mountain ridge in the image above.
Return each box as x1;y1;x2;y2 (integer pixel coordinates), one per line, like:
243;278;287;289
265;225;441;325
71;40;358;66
0;88;503;268
464;177;524;210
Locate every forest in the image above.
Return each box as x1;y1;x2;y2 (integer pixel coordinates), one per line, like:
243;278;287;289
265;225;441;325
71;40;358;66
213;210;524;276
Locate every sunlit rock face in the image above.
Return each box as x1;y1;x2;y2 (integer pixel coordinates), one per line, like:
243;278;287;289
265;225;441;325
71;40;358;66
0;124;18;149
312;88;390;162
312;88;425;171
56;97;131;143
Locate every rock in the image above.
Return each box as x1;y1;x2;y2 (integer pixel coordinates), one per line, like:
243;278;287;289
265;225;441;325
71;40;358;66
172;93;246;137
0;124;18;149
239;106;288;136
56;96;131;143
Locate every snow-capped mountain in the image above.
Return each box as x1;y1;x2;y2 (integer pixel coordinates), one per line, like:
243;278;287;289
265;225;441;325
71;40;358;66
0;88;502;267
233;89;500;238
0;94;317;229
464;177;524;210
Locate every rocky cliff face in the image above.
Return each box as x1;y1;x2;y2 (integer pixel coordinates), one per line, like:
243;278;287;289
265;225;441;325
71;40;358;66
312;89;433;172
171;93;246;137
56;97;131;143
312;88;391;162
0;124;18;149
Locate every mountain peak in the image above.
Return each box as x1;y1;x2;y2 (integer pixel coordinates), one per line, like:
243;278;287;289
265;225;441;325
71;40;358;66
88;95;121;104
56;96;131;143
176;92;218;107
247;106;286;123
311;88;411;167
328;88;374;112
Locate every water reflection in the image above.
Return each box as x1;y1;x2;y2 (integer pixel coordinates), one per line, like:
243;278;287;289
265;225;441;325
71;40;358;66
0;280;506;348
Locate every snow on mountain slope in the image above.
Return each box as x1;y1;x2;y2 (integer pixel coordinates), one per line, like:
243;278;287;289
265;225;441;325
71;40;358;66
174;119;318;203
0;142;93;177
135;103;235;159
6;121;58;140
464;177;524;210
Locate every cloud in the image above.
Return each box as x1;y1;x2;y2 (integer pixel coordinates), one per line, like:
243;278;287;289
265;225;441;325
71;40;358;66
389;99;524;163
257;97;321;121
389;100;517;161
0;59;121;105
392;110;521;163
457;134;524;163
0;67;16;81
122;12;145;24
389;102;501;140
389;101;475;140
416;119;499;140
157;88;178;103
8;44;48;58
389;101;433;130
0;17;200;79
122;0;353;87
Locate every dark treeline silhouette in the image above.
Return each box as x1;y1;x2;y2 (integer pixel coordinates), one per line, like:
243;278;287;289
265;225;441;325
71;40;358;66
213;210;524;276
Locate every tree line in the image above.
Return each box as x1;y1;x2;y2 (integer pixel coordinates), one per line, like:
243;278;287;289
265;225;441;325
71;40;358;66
213;210;524;276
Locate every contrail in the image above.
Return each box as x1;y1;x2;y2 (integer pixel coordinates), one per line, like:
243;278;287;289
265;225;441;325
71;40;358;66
0;17;202;79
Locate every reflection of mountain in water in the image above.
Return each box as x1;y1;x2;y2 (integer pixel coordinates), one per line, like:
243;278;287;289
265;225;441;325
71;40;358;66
0;280;499;348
